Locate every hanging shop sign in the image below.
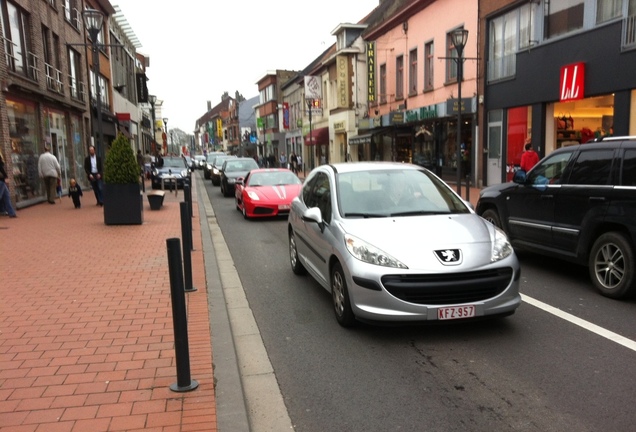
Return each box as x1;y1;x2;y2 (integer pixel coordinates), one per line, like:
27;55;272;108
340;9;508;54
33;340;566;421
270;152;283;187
560;62;585;102
367;42;376;104
336;55;351;108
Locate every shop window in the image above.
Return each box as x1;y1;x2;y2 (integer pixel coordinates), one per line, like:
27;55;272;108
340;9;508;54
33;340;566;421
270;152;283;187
7;98;42;203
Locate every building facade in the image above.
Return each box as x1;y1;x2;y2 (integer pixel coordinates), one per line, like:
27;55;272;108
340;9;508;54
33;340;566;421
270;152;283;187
480;0;636;186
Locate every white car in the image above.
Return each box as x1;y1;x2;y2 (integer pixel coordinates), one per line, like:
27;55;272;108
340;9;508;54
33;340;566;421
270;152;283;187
287;162;521;327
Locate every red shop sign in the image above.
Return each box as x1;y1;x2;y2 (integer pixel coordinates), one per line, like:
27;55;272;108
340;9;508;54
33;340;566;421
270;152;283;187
560;62;585;102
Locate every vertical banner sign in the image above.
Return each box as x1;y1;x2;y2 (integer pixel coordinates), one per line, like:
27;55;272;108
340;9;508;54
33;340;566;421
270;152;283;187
367;42;376;103
560;62;585;102
136;73;148;103
336;55;350;108
283;102;290;130
217;118;223;137
304;75;322;100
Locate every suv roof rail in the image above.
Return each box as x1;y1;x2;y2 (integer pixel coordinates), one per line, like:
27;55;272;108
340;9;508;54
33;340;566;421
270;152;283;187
592;135;636;142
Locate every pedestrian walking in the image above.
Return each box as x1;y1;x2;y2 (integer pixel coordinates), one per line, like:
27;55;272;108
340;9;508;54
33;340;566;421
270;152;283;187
84;145;103;206
290;152;298;174
68;178;83;208
38;144;61;204
0;152;17;217
279;152;287;168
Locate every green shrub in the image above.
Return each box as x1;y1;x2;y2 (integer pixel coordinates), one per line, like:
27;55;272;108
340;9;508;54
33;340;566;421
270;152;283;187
104;133;139;184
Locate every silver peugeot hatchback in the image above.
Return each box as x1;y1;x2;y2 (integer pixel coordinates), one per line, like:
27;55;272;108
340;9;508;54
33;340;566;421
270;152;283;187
287;162;521;327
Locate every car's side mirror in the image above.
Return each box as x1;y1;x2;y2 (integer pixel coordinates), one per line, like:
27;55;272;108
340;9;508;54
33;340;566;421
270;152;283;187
512;170;527;184
301;207;325;232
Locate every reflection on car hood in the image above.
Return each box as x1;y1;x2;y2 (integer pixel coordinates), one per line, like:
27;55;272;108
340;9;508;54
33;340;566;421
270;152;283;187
340;214;497;269
251;184;302;202
156;167;184;176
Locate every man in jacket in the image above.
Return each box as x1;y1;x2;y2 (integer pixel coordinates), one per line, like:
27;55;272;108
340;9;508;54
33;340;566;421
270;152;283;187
38;144;61;204
84;145;103;206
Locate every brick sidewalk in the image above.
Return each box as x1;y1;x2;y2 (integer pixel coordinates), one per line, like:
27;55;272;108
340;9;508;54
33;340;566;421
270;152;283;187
0;179;216;431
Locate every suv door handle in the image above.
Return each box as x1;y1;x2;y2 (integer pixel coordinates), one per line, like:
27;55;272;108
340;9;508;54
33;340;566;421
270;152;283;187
540;195;554;199
589;196;606;202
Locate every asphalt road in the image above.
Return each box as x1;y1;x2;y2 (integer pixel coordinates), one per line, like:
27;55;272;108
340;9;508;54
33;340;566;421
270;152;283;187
202;173;636;432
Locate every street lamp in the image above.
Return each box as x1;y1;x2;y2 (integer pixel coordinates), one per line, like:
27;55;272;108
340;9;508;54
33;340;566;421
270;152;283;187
451;28;468;196
163;117;169;155
83;8;105;163
148;95;157;155
306;98;313;172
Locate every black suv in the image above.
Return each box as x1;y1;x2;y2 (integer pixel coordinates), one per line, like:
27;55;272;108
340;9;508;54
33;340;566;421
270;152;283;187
476;137;636;299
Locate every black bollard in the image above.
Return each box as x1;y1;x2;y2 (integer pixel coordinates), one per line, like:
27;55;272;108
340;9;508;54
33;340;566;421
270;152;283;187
465;174;470;203
184;182;193;220
180;203;197;292
166;238;199;392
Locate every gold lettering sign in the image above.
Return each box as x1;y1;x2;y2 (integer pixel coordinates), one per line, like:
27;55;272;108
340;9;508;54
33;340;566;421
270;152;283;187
336;56;350;108
367;42;375;103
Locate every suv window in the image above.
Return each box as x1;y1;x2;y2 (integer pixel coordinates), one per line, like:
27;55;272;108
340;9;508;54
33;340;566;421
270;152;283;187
622;150;636;186
567;149;614;185
527;150;574;185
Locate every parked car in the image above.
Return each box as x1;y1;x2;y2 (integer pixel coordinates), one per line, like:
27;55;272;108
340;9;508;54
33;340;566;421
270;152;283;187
210;155;236;186
194;155;207;170
235;168;302;218
287;162;520;327
184;155;195;170
150;156;190;190
220;157;259;197
203;152;226;179
476;137;636;299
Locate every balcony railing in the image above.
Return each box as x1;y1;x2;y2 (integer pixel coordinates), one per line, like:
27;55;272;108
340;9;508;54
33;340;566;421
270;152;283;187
622;14;636;50
3;36;39;81
68;75;86;102
45;63;64;94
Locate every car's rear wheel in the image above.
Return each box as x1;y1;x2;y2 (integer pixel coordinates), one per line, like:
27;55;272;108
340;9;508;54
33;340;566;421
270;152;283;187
589;232;635;299
481;208;502;229
331;262;355;327
289;229;306;275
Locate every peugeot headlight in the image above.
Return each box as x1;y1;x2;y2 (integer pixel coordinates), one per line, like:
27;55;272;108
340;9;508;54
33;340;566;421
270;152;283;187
227;178;236;184
213;168;220;174
247;191;260;200
345;234;408;268
492;226;513;262
180;170;188;177
206;164;212;170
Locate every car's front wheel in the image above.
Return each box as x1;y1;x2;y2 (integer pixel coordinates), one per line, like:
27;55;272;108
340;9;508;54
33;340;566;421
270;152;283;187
481;208;502;229
589;232;635;299
289;229;306;275
331;262;355;327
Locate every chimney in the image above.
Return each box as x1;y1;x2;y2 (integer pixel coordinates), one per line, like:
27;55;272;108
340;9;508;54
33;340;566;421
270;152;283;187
207;101;211;111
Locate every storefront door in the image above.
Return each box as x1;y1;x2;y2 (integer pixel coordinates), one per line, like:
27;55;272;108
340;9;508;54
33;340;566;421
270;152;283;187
487;110;503;186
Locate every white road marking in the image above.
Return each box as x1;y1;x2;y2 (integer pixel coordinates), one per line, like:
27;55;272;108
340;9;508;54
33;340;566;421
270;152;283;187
521;294;636;352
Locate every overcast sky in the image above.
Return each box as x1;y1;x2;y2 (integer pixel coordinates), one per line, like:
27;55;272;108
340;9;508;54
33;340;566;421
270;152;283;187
113;0;380;132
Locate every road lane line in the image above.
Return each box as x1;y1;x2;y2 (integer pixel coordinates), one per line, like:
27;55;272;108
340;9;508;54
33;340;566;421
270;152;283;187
521;294;636;353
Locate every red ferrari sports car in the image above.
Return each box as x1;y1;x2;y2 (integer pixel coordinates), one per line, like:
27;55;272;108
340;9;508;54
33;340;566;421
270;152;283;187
235;168;302;219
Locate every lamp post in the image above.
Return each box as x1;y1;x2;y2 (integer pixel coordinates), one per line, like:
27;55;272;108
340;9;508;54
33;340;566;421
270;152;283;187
307;98;313;171
148;94;157;155
163;117;169;155
83;8;105;163
451;28;468;196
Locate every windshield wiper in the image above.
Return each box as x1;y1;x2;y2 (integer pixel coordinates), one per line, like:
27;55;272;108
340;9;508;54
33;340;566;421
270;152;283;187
388;210;448;217
344;212;387;218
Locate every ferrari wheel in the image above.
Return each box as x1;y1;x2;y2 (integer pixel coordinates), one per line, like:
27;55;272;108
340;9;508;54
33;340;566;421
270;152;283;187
331;262;355;327
289;229;306;275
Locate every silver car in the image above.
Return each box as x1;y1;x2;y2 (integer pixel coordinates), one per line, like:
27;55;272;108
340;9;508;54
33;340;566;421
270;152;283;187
287;162;521;327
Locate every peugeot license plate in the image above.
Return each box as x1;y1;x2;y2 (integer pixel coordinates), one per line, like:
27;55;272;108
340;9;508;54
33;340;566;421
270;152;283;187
437;305;475;320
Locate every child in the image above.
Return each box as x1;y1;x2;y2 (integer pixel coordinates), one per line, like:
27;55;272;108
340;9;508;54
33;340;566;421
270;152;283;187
56;178;63;201
68;178;83;208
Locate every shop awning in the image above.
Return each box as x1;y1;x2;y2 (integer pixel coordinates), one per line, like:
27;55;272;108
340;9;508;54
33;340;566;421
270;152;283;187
304;127;329;146
348;133;372;145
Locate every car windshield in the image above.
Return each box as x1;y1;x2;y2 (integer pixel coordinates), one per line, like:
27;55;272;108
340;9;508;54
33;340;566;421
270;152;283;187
224;160;259;172
337;169;470;217
213;156;233;167
207;153;225;162
249;171;301;186
162;158;185;168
